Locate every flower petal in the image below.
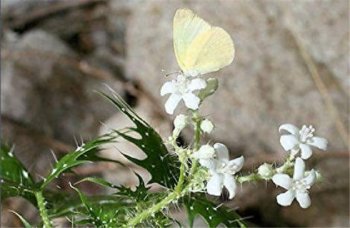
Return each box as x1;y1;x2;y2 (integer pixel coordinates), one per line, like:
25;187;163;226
293;157;305;180
279;124;300;135
303;169;316;186
160;81;176;96
193;145;215;159
228;156;244;174
272;174;292;189
280;135;299;151
296;192;311;208
199;159;216;170
300;144;312;160
188;78;207;91
223;174;237;199
213;143;229;161
308;137;328;150
276;190;295;206
182;93;200;110
206;173;223;197
164;94;182;115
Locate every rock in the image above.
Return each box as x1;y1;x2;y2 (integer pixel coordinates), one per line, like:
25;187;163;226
1;29;123;144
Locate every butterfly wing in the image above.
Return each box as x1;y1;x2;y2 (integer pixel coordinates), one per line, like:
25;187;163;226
173;9;235;76
173;8;211;73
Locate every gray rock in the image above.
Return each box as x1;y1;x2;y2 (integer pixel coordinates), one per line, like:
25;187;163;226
1;29;123;144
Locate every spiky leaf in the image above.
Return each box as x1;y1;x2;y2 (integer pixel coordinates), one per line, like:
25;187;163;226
0;144;35;203
41;133;122;189
183;195;245;228
101;91;179;188
69;183;137;227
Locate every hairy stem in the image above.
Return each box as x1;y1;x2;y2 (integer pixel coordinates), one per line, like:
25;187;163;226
193;111;201;151
35;191;52;228
190;111;202;176
238;155;295;183
126;190;184;227
237;173;260;183
175;161;186;193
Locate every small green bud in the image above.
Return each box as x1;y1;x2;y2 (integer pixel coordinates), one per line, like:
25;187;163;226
258;163;274;179
200;119;214;133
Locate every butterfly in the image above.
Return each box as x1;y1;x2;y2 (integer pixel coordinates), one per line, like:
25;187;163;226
173;8;235;77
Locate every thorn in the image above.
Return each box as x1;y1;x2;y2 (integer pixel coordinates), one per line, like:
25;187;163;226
49;149;58;163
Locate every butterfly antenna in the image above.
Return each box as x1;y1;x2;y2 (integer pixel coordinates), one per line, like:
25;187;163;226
164;70;181;77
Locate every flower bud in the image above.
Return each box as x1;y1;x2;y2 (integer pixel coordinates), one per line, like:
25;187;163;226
192;145;215;159
258;163;274;179
200;119;214;133
173;114;187;136
174;114;187;129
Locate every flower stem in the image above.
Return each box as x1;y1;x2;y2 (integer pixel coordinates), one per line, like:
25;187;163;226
175;161;186;193
126;190;183;227
275;155;294;174
35;191;52;228
237;173;260;183
190;111;202;176
193;112;201;150
238;155;295;183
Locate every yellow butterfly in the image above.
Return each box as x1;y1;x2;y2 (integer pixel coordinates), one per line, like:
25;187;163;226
173;8;235;77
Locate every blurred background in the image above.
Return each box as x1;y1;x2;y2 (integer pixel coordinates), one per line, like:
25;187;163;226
1;0;349;227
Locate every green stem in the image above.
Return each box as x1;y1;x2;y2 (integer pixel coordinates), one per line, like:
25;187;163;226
126;190;183;227
190;111;202;176
237;173;260;183
175;162;186;193
193;112;201;151
35;191;52;228
275;155;294;174
238;155;295;183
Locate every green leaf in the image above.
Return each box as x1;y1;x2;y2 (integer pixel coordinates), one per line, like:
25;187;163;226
116;174;150;201
183;195;245;228
10;210;33;228
75;177;120;189
68;183;135;227
101;91;179;188
78;174;150;201
0;144;36;203
198;78;218;101
41;133;121;189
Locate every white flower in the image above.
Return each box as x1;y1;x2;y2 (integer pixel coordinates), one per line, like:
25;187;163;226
160;75;206;114
193;143;244;199
272;158;316;208
279;124;328;159
173;114;187;136
200;119;214;133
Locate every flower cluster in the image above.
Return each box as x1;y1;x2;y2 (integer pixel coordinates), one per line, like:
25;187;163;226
162;71;245;199
272;123;328;208
161;70;328;209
